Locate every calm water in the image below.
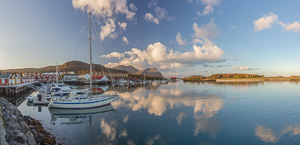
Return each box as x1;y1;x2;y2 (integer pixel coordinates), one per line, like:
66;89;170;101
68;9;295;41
17;81;300;145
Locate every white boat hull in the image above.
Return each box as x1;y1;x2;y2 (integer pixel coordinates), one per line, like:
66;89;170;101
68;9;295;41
48;95;116;109
49;105;114;116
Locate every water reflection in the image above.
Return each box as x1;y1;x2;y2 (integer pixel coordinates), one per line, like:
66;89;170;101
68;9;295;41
194;118;220;138
113;87;224;118
145;134;160;145
255;124;300;143
111;85;225;141
15;80;300;144
49;105;115;144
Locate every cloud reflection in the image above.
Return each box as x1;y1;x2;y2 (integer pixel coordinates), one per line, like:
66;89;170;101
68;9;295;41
145;134;160;145
100;119;118;141
255;126;278;143
194;118;220;138
177;112;187;126
255;124;300;143
111;86;224;139
112;88;224;117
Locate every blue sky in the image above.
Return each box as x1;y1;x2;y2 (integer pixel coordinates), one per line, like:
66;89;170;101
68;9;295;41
0;0;300;77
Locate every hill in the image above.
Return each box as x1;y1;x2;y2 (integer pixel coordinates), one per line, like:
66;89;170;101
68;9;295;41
113;65;139;74
2;60;128;74
135;68;163;77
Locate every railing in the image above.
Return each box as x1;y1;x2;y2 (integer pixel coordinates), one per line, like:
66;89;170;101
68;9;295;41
0;81;37;86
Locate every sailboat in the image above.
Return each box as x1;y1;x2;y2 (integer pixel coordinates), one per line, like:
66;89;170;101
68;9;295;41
48;13;117;109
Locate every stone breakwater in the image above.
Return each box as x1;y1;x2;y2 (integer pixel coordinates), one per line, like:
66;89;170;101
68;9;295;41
0;97;56;145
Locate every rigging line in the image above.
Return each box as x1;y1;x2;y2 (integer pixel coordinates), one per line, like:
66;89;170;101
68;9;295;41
91;18;108;75
91;18;103;71
67;20;87;61
91;20;104;74
91;18;113;77
73;34;83;61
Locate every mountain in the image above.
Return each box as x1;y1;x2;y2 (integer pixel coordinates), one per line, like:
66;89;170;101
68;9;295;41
135;68;163;77
3;60;128;74
113;65;139;74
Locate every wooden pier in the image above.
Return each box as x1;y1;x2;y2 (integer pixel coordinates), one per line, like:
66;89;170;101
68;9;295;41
0;81;40;97
64;80;111;86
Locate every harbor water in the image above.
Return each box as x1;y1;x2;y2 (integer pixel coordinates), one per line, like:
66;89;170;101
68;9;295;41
17;81;300;145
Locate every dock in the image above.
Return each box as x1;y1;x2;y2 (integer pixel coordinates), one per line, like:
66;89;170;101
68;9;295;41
0;81;40;97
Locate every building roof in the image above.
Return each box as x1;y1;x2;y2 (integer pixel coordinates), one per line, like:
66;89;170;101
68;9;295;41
92;75;105;80
92;88;104;92
0;75;10;79
64;74;79;77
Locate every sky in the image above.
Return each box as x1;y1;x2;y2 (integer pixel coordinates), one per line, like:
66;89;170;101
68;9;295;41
0;0;300;77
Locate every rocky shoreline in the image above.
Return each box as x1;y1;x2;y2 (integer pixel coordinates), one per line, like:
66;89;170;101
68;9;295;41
0;97;57;145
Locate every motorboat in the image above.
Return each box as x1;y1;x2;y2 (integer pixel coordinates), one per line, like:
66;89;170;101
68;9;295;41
152;81;160;86
32;90;52;105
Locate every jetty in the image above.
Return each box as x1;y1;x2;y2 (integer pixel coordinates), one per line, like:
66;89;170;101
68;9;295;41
0;81;40;97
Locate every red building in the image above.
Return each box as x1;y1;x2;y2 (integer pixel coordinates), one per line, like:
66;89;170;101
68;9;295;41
0;75;11;86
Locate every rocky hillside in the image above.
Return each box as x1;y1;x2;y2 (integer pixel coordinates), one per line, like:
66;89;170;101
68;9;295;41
113;65;139;74
0;97;56;144
135;68;163;77
3;60;128;74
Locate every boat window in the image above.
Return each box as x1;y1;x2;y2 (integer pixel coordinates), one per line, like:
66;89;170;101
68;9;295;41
62;93;69;96
76;92;84;95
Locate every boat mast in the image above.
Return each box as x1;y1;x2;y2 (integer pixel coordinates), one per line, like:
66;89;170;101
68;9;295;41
89;12;92;93
56;62;58;84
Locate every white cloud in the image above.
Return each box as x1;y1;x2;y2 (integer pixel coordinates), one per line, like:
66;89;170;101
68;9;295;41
104;62;120;68
193;38;204;44
280;21;300;34
253;12;278;31
122;36;129;45
154;7;174;21
193;20;220;40
72;0;114;18
148;0;158;8
144;13;159;24
144;5;173;25
101;52;125;59
176;32;187;45
102;41;224;70
102;21;224;70
100;18;117;40
115;0;135;20
118;22;127;31
239;66;250;70
232;65;239;70
72;0;136;41
129;3;137;12
232;65;258;70
72;0;135;20
196;0;221;16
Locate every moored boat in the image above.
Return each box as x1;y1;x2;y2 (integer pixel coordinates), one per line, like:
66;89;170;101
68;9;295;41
48;13;117;109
